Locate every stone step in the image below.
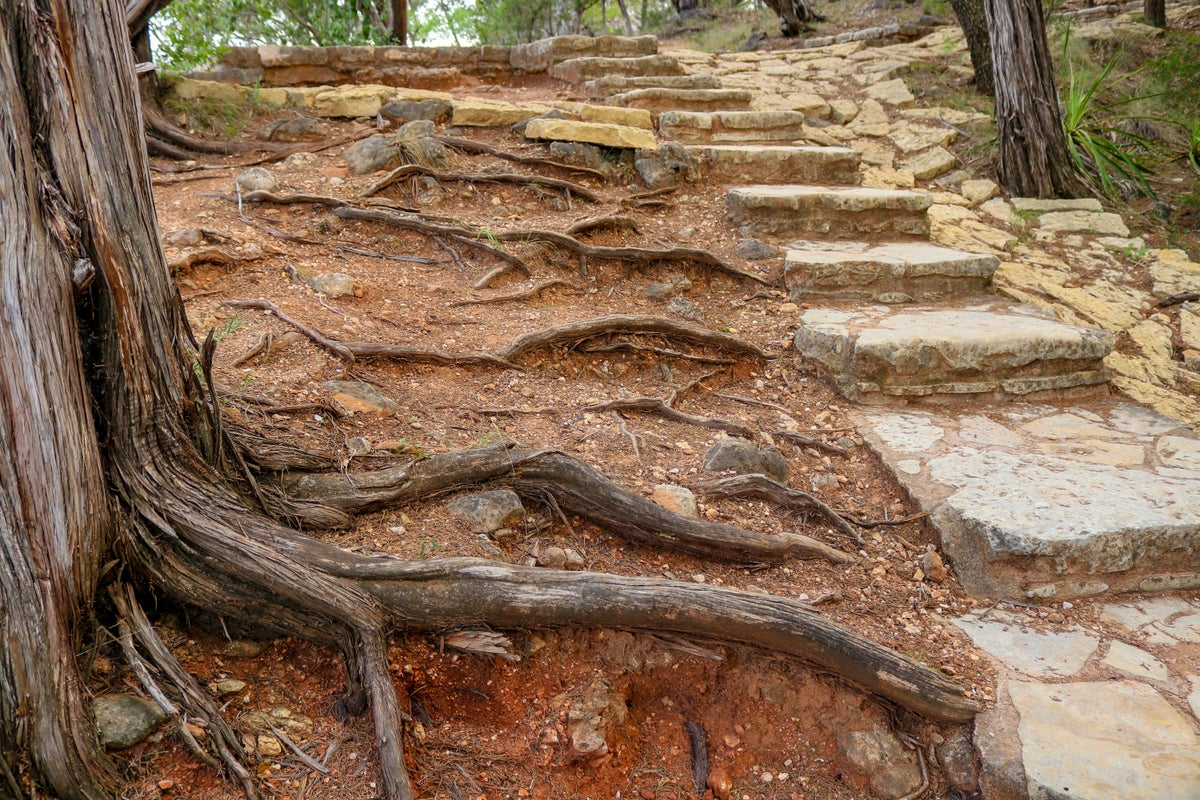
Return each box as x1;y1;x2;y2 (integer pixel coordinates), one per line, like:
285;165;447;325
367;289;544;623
610;88;753;113
727;185;931;240
689;144;860;185
658;110;804;143
784;242;999;302
510;34;658;71
548;54;684;83
852;400;1200;600
523;118;657;150
794;298;1113;403
583;74;721;99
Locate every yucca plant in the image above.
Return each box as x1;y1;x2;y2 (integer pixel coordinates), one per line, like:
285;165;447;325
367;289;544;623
1060;32;1163;200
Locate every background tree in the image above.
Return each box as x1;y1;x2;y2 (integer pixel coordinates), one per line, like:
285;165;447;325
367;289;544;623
985;0;1084;197
948;0;993;96
1144;0;1166;28
1;1;976;799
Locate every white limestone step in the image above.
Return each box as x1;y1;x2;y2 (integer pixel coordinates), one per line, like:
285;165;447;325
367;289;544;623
727;185;932;240
689;144;860;185
784;242;998;302
853;400;1200;600
548;54;683;83
794;298;1113;402
510;34;658;71
612;88;754;113
583;74;721;99
658;110;803;143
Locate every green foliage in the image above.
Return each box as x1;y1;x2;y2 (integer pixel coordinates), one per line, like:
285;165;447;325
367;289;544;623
1145;32;1200;126
164;93;261;136
921;0;948;18
1188;120;1200;177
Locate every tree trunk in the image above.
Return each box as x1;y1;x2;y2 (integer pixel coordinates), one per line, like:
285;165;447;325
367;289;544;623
614;0;635;34
1;0;979;796
391;0;408;43
1144;0;1166;28
949;0;994;96
762;0;821;36
985;0;1085;197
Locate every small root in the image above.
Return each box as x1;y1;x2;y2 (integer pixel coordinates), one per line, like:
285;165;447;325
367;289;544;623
450;278;582;306
497;315;772;362
584;397;755;441
565;215;640;236
435;135;607;180
363;164;599;203
689;473;864;545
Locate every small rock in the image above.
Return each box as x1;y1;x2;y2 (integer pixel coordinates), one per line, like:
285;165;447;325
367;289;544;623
921;545;947;583
307;272;357;298
396;119;438;140
164;228;206;247
221;639;271;658
343;135;404;175
94;694;166;750
707;765;732;800
548;141;608;172
282;151;319;168
158;779;175;791
733;238;780;260
567;679;628;759
235;167;278;193
936;730;978;791
702;437;789;482
838;728;922;798
381;99;453;125
324;380;399;416
475;534;504;558
449;489;525;532
257;117;325;142
667;295;704;321
346;436;371;456
256;735;283;757
960;178;999;206
537;546;569;569
646;275;692;300
212;678;247;696
634;142;700;189
651;484;699;517
563;548;585;569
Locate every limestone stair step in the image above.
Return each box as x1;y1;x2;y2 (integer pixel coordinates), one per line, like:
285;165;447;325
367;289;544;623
611;88;753;113
688;144;860;186
583;74;721;99
658;110;804;143
794;298;1113;403
548;54;683;83
510;34;659;71
852;399;1200;600
727;185;932;240
784;242;999;302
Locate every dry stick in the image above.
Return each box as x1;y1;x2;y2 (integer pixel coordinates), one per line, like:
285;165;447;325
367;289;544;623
585;397;756;441
266;721;332;775
1159;290;1200;308
689;473;864;545
839;510;932;529
450;278;583;306
566;214;640;236
362;163;599;203
435;135;607;180
773;429;849;456
225;299;515;369
684;720;710;795
498;315;771;362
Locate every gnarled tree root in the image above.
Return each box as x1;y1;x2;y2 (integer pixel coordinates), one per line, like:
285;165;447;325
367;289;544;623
277;443;852;564
363;164;599;203
689;473;864;545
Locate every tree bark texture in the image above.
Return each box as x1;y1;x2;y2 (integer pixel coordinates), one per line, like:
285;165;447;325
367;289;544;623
949;0;994;96
1144;0;1166;27
763;0;821;35
985;0;1085;197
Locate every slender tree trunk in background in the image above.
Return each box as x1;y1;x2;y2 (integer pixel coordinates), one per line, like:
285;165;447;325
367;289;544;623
985;0;1085;197
762;0;821;36
391;0;408;42
1144;0;1166;28
949;0;994;96
614;0;634;34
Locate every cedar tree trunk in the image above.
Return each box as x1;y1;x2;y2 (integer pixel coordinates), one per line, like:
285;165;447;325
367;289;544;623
1144;0;1166;28
0;0;977;798
764;0;821;35
985;0;1085;197
949;0;994;96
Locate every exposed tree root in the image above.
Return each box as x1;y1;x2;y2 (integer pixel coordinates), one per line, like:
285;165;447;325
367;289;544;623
774;428;849;456
363;164;599;203
449;278;583;306
144;108;287;157
226;299;517;369
580;341;735;365
566;214;641;236
690;473;865;545
583;396;756;440
277;442;851;564
435;135;608;180
496;315;771;362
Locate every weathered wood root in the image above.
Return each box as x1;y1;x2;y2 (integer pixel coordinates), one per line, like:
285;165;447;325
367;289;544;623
497;315;771;362
449;278;583;306
435;135;608;180
315;557;979;723
566;215;640;236
363;164;599;203
584;396;756;440
144;108;286;157
279;443;852;564
690;473;865;545
225;299;517;369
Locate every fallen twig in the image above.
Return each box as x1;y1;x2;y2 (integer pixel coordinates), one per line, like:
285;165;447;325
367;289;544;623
690;473;864;545
585;396;755;440
450;278;582;306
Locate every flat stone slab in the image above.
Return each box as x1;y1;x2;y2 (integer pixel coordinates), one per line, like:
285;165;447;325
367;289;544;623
658;110;804;143
852;400;1200;600
451;98;550;126
690;144;859;185
612;88;753;113
784;242;998;302
523;118;657;150
510;34;658;71
727;185;932;239
583;74;721;98
978;680;1200;800
952;609;1099;677
548;54;683;83
797;299;1113;403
